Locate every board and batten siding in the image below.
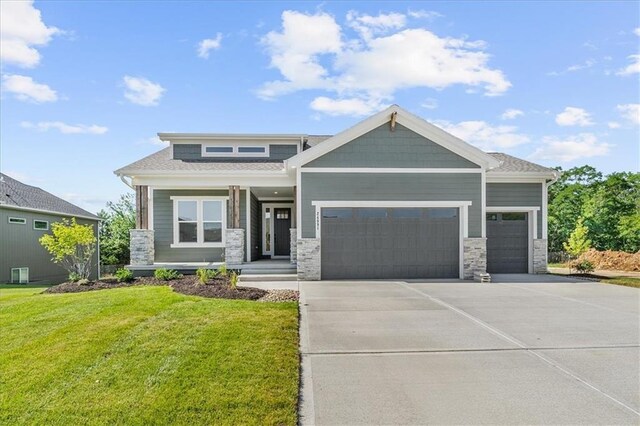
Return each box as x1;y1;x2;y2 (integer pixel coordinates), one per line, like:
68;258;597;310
153;189;246;262
0;208;99;283
305;123;480;168
172;144;297;162
486;183;543;238
300;173;482;238
250;192;259;261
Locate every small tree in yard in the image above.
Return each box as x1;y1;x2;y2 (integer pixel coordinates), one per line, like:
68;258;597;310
563;217;592;258
40;218;97;281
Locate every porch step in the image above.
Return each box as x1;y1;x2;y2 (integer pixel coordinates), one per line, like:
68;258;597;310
239;273;298;282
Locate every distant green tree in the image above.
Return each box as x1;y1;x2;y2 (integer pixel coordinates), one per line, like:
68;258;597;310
98;193;135;265
563;217;591;258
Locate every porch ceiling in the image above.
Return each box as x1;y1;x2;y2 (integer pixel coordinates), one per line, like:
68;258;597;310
251;186;294;198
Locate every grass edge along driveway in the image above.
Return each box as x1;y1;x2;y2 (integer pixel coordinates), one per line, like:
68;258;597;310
0;285;299;426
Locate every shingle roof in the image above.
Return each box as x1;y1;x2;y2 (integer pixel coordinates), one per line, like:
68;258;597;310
0;173;100;220
114;148;287;175
487;153;556;174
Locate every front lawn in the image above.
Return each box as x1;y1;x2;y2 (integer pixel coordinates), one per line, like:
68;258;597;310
0;285;299;425
601;276;640;288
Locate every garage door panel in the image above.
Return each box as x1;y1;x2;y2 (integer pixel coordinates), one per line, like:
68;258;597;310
321;207;459;280
487;213;528;273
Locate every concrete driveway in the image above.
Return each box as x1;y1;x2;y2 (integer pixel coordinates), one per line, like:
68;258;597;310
299;276;640;425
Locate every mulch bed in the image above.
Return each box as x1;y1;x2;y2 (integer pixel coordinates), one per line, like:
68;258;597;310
565;273;608;282
43;275;298;302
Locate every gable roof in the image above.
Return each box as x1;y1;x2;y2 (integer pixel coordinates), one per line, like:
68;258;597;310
0;173;100;220
286;105;502;169
114;148;287;176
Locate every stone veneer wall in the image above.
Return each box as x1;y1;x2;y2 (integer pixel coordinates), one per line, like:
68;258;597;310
297;238;320;280
225;229;245;265
463;238;486;280
290;229;297;265
533;239;548;274
130;229;154;265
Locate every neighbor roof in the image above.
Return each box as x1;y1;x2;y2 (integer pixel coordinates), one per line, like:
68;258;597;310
0;173;100;220
114;148;287;176
487;153;557;175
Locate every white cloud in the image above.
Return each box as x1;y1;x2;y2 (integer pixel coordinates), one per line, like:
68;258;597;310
122;76;165;106
500;108;524;120
547;59;596;76
608;121;621;129
0;0;60;68
1;74;57;103
433;120;529;151
616;54;640;76
555;107;594;127
21;121;108;134
421;98;438;109
617;103;640;125
197;33;222;58
407;10;443;20
146;136;168;146
530;133;612;162
258;10;510;115
634;27;640;37
310;96;384;116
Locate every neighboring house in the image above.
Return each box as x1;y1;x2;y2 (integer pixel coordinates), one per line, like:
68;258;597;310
0;173;100;284
115;105;557;280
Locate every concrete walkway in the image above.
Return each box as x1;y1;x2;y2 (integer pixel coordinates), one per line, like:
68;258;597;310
299;278;640;425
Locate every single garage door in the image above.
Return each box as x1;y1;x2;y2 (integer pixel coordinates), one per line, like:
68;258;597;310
321;207;459;280
486;212;529;273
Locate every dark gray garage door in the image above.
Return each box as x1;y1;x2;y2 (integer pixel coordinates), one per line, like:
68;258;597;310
486;212;529;273
321;207;459;280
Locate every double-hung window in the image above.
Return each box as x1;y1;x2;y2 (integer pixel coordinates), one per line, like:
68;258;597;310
171;197;226;247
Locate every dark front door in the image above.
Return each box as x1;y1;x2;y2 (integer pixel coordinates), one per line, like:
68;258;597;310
273;208;291;256
486;212;529;273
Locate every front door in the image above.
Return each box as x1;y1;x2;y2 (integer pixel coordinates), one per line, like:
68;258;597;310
273;208;291;256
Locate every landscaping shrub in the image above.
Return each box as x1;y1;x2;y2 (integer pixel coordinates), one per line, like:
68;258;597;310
154;268;182;281
229;271;239;289
573;260;595;274
68;272;81;283
115;268;134;283
216;264;228;277
196;268;218;284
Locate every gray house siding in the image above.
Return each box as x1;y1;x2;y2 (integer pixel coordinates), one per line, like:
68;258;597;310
153;189;246;262
0;208;99;283
250;193;259;261
486;183;543;237
306;123;480;168
300;173;482;238
173;144;297;162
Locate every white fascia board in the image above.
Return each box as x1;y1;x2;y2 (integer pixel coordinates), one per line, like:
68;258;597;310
311;200;472;208
132;174;295;188
300;167;481;174
287;105;501;169
486;173;551;183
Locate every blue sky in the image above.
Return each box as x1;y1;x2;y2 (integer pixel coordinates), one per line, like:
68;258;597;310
1;1;638;213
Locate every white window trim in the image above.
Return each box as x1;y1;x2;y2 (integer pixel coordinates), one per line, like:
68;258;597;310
33;220;49;231
486;206;540;274
8;217;26;225
311;200;472;279
170;196;228;248
201;144;269;158
261;203;295;258
11;267;29;283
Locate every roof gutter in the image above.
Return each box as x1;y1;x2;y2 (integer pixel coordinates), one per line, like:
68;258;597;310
120;175;134;189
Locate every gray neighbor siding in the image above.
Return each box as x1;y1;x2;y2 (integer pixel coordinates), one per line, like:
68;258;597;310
153;189;246;262
306;123;480;168
173;144;297;162
486;183;544;238
301;173;482;238
0;208;99;283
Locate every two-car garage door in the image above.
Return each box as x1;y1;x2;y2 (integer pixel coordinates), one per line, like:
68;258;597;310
321;207;459;280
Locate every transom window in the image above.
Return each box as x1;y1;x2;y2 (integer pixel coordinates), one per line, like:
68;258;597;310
201;144;269;157
171;197;226;247
8;217;26;224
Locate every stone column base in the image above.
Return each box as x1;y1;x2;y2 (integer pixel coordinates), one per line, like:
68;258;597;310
130;229;154;265
533;239;548;273
463;238;487;280
297;238;320;280
290;229;297;265
225;228;245;265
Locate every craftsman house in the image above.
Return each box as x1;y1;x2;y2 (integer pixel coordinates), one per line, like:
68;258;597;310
115;105;557;280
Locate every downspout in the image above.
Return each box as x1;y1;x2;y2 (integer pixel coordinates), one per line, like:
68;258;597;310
119;175;134;189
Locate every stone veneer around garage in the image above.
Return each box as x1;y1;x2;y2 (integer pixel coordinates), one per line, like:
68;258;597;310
225;228;245;265
297;238;320;280
463;238;487;280
290;229;297;265
130;229;154;265
533;238;548;274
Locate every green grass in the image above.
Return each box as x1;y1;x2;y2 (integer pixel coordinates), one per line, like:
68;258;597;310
0;285;299;425
547;262;568;268
601;277;640;288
